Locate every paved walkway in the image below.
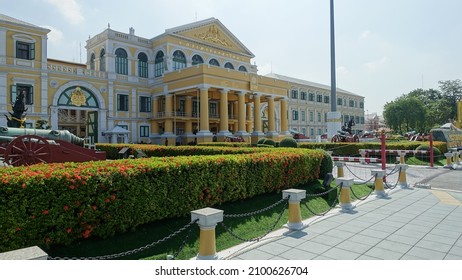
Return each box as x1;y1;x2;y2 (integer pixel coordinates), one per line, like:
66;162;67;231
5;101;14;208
218;165;462;260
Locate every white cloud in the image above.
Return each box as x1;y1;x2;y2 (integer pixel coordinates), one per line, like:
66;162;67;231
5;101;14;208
364;56;388;70
360;30;370;39
42;25;64;44
44;0;84;25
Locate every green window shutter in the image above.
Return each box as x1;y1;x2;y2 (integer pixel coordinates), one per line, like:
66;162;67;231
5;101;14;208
10;85;17;104
28;86;34;105
30;43;35;60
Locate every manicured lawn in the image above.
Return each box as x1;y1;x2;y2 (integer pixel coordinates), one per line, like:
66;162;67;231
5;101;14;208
47;180;373;260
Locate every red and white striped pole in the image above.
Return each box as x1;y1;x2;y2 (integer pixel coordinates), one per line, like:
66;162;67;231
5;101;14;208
381;130;386;182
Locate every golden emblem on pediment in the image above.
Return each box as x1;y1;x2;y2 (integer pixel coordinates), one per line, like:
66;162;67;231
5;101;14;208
70;87;86;107
195;25;233;47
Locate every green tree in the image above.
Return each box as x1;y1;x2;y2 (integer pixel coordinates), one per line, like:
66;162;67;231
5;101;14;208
383;96;426;133
438;79;462;123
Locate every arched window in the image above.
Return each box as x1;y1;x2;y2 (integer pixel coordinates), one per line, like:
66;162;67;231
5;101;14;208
209;58;220;67
115;48;128;75
58;86;99;108
154;51;164;77
100;49;106;72
90;53;95;70
138;52;148;78
224;62;234;70
238;66;247;72
192;54;204;65
172;50;186;71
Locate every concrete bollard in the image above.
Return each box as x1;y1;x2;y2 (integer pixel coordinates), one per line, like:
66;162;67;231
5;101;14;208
359;150;367;164
335;177;354;212
371;169;387;198
444;152;453;168
334;162;345;178
0;246;48;260
453;152;460;165
399;151;407;164
282;189;306;230
191;207;223;260
396;164;409;188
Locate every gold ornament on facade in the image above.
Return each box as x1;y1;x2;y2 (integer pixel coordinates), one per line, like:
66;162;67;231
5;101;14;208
195;25;233;47
70;87;87;107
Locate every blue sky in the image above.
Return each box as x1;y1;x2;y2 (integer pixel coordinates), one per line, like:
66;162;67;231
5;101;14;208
2;0;461;115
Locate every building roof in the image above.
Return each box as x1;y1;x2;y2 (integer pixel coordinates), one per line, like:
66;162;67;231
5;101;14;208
265;72;362;97
0;13;50;33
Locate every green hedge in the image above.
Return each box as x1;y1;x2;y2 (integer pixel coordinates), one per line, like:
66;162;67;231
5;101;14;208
0;148;323;253
298;141;447;155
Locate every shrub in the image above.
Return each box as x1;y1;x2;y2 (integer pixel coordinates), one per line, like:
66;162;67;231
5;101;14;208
415;144;441;160
257;138;267;145
262;139;276;147
279;137;298;148
318;150;333;179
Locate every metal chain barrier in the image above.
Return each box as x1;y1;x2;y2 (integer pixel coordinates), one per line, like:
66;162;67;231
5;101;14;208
303;184;341;216
385;166;401;190
344;163;377;183
219;198;289;242
47;219;199;260
350;174;376;201
223;197;288;218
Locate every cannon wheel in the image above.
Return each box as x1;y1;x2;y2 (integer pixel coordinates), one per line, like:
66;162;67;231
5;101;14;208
331;135;341;143
4;135;52;166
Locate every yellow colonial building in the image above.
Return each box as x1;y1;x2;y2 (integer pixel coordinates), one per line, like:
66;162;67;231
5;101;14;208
0;14;364;145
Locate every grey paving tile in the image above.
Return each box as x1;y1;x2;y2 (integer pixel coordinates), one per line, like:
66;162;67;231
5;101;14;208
297;240;332;254
376;240;413;254
400;254;426;260
454;238;462;247
269;255;289;260
323;228;356;240
237;249;274;260
357;255;381;260
444;254;462;260
363;247;404;260
415;240;452;253
448;245;462;257
385;215;415;223
349;234;382;246
257;242;292;255
430;228;462;239
321;247;361;260
335;240;373;254
421;234;458;246
385;234;421;246
335;223;368;234
407;218;440;228
401;224;433;233
279;248;318;260
359;228;393;239
313;255;335;260
368;224;400;234
394;228;428;239
406;247;446;260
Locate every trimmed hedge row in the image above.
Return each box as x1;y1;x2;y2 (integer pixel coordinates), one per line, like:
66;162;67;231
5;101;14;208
298;141;448;155
0;148;323;253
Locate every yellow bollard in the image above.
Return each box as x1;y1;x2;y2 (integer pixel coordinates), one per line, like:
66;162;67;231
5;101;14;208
335;177;354;212
334;162;345;178
282;189;306;230
371;169;387;198
191;207;223;260
444;152;453;168
396;164;409;188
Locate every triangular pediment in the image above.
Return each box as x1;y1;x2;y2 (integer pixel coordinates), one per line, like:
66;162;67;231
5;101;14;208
165;18;254;58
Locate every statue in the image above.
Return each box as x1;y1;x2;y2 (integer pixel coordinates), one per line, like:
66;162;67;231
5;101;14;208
5;90;28;128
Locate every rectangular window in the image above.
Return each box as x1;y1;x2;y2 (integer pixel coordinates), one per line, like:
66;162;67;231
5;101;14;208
292;110;299;121
300;92;307;100
355;116;360;124
309;93;315;101
324;113;327;122
117;94;129;111
349;100;354;107
301;127;306;135
11;84;34;105
343;98;347;106
301;111;306;121
209;102;217;117
316;94;322;103
16;41;35;60
140;125;150;137
360;101;364;109
193;100;199;116
309;111;314;122
139;96;151;112
139;61;148;78
310;128;314;137
291;90;298;99
317;112;321;123
155;62;164;77
318;128;322;135
324;96;330;104
337;98;342;106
